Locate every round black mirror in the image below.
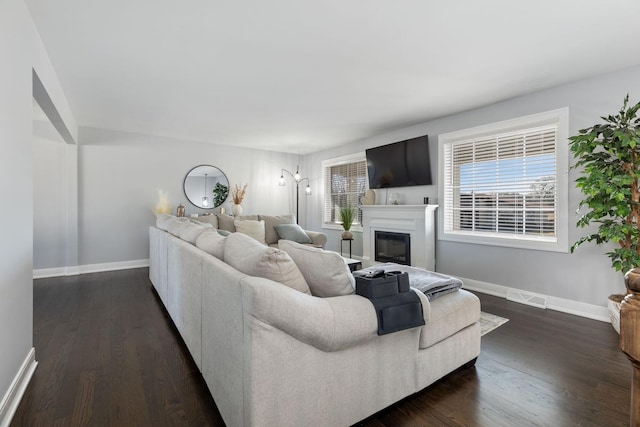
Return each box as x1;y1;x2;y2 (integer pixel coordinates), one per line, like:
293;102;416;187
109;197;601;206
183;165;229;209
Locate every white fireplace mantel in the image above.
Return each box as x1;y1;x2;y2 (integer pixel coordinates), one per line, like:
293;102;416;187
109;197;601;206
360;204;438;271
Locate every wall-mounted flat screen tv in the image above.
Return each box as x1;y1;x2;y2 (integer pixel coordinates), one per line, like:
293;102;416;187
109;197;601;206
365;135;431;189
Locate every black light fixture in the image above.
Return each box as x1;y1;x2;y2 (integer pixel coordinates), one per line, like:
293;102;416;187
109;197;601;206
202;173;209;207
279;165;311;224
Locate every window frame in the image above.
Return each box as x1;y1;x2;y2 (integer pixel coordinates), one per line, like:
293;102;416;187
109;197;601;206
321;152;368;232
438;108;569;253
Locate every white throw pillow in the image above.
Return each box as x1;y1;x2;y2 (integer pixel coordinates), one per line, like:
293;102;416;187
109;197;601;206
225;232;310;294
234;219;266;244
196;230;227;260
278;240;355;297
179;222;210;244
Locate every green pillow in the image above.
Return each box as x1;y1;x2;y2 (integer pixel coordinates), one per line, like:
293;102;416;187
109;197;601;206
274;223;312;244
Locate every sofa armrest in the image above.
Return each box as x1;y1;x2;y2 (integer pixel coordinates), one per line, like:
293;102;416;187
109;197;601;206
304;230;327;248
240;276;380;352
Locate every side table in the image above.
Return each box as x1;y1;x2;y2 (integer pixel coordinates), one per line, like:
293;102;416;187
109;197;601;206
341;238;353;258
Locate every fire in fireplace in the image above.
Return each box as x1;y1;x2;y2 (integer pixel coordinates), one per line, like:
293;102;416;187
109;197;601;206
375;231;411;265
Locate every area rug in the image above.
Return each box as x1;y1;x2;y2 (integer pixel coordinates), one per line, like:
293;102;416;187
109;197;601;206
480;311;509;336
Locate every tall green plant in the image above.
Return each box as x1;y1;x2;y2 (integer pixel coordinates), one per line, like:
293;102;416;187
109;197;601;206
569;95;640;273
339;206;355;231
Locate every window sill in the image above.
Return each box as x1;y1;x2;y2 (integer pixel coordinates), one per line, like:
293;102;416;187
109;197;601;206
439;231;568;253
322;224;363;233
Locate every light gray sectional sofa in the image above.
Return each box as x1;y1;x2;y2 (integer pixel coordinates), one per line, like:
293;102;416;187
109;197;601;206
149;215;481;427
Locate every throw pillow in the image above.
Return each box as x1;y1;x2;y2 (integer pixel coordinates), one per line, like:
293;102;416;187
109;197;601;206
274;223;312;244
191;214;218;228
278;240;355;297
234;219;266;244
216;213;259;232
179;223;210;244
196;230;227;260
216;213;236;232
259;214;296;245
225;232;311;294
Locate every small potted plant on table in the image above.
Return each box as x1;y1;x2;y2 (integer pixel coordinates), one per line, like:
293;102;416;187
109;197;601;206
340;206;355;240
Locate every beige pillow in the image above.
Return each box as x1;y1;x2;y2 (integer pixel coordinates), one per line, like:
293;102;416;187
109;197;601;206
217;213;258;232
225;232;310;294
278;240;355;297
179;222;210;244
259;214;296;245
192;214;218;228
234;219;266;244
216;213;236;232
196;230;227;260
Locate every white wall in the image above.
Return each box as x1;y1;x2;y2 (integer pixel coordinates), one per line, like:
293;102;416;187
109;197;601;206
33;119;67;269
0;2;77;421
77;127;303;265
305;65;640;308
0;0;34;410
0;0;77;425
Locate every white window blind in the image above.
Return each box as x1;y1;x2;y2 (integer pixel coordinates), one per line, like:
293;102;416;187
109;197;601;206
439;108;569;252
322;155;367;226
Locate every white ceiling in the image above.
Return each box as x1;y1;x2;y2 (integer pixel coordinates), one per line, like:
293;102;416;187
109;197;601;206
26;0;640;154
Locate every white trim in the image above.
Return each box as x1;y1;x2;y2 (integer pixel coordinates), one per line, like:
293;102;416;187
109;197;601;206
33;259;150;279
460;276;610;323
0;348;37;427
438;108;570;253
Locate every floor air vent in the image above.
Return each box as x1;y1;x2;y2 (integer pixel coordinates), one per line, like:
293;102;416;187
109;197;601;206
506;289;547;309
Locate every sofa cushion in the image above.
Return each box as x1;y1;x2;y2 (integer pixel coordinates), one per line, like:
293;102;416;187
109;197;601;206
234;219;266;244
179;222;211;244
418;289;480;349
273;223;312;244
278;240;355;297
217;213;259;232
192;214;218;228
225;232;310;294
196;230;227;260
259;214;296;245
166;218;191;236
156;213;176;231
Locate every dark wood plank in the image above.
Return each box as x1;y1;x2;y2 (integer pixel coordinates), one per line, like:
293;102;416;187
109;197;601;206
11;269;631;426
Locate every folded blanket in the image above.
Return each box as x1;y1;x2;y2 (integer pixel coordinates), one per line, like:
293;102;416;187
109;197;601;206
357;263;463;301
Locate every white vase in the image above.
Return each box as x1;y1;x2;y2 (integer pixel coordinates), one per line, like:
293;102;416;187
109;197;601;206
232;204;243;216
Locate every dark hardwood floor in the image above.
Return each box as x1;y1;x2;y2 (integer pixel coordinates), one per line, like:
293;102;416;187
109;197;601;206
12;268;631;426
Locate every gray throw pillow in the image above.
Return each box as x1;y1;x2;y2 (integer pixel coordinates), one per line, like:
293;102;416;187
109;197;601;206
274;223;312;244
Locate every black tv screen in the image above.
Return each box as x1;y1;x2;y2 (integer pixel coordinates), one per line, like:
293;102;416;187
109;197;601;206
366;135;431;189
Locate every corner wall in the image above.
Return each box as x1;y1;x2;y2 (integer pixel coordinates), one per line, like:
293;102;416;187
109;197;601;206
76;127;303;266
305;65;640;309
0;1;77;424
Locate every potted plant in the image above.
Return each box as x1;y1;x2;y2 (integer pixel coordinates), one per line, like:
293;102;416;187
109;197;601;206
340;206;355;240
569;94;640;332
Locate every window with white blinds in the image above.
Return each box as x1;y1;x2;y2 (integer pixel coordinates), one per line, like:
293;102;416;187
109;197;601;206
322;153;368;227
438;108;569;252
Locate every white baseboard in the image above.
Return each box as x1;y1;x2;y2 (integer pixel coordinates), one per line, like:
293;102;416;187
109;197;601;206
461;276;610;323
33;259;149;279
0;348;37;427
